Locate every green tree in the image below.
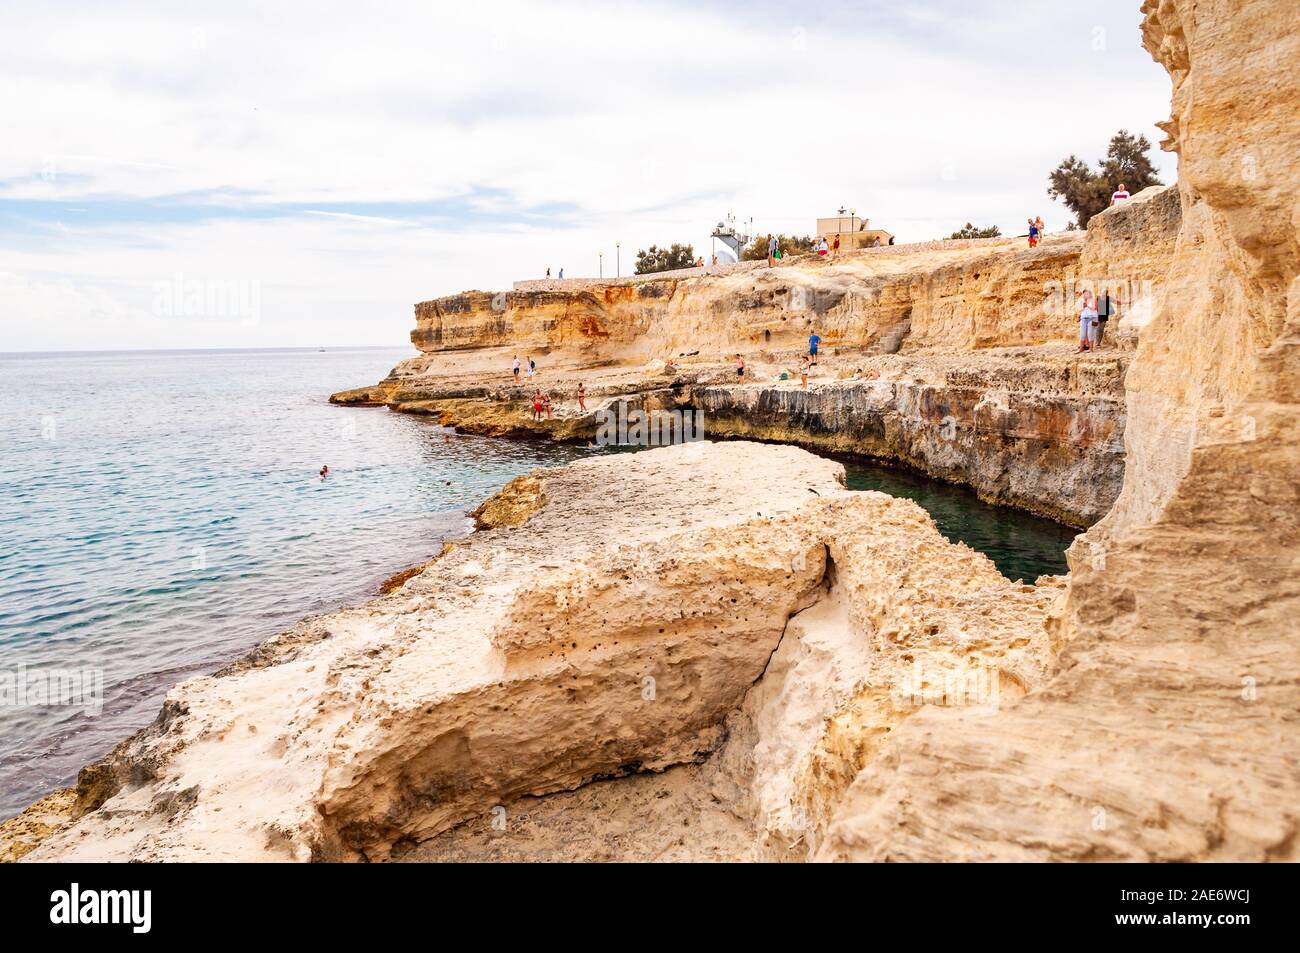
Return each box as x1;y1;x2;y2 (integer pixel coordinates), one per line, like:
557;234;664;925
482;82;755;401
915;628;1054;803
634;243;696;274
948;222;1001;239
740;234;816;261
1048;129;1162;228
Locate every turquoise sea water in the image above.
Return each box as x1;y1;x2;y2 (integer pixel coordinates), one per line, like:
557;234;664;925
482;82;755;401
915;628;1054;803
0;347;1076;818
0;347;598;817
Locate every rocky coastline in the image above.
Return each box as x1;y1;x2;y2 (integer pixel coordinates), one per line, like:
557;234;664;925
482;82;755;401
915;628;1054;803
4;0;1297;863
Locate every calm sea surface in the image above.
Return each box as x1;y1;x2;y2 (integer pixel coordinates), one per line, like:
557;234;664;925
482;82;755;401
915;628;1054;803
0;347;1075;818
0;347;598;817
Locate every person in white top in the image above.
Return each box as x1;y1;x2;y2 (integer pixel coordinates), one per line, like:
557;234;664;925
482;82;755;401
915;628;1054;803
1111;182;1131;205
511;355;521;380
1077;291;1099;352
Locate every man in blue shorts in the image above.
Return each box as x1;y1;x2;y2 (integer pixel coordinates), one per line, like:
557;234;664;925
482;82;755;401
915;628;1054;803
808;331;821;366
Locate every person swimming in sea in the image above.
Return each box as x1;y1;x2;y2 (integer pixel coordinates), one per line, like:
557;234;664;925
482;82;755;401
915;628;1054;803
319;464;330;479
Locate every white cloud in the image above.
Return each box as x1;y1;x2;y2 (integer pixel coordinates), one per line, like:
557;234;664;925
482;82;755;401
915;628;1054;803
0;0;1176;351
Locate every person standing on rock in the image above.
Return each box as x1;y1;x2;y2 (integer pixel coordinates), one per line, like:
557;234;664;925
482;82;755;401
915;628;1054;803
546;267;551;278
531;389;544;421
1035;216;1046;241
832;235;841;257
558;268;564;279
512;355;521;380
527;355;536;378
736;354;746;381
1027;217;1039;248
1077;291;1098;353
1111;182;1131;205
800;356;810;390
543;393;553;419
766;234;777;268
577;382;587;412
1095;288;1117;349
808;330;821;366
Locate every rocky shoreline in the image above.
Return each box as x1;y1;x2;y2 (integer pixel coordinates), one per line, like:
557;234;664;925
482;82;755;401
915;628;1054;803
6;0;1298;863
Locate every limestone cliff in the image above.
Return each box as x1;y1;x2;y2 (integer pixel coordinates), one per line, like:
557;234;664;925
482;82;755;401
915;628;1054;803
815;0;1300;861
333;190;1179;526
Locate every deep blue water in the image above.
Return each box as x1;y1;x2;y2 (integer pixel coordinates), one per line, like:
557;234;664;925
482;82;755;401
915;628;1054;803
0;347;1075;819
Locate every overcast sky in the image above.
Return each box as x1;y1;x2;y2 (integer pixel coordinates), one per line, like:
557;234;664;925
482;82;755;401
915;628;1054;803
0;0;1177;352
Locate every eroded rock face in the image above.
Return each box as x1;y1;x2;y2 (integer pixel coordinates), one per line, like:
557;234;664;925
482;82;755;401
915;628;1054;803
20;442;1063;862
814;0;1300;862
694;350;1127;526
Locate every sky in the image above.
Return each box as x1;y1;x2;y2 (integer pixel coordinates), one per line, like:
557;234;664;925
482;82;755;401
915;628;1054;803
0;0;1178;352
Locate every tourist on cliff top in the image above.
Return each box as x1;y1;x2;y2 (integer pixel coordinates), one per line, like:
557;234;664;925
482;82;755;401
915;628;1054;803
546;267;550;277
1111;182;1131;205
512;355;521;380
527;356;536;377
558;268;564;279
808;330;821;366
711;254;718;266
766;234;777;268
1027;218;1039;248
1077;291;1099;353
1035;216;1046;239
816;237;829;256
832;235;841;256
736;354;746;380
576;382;586;412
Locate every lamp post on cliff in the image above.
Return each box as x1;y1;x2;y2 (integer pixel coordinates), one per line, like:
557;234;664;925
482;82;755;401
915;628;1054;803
838;206;846;250
615;242;620;278
599;252;603;279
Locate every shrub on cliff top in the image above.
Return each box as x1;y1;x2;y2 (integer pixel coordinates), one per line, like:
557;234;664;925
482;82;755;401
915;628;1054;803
948;223;1002;239
635;243;696;274
1048;129;1162;228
